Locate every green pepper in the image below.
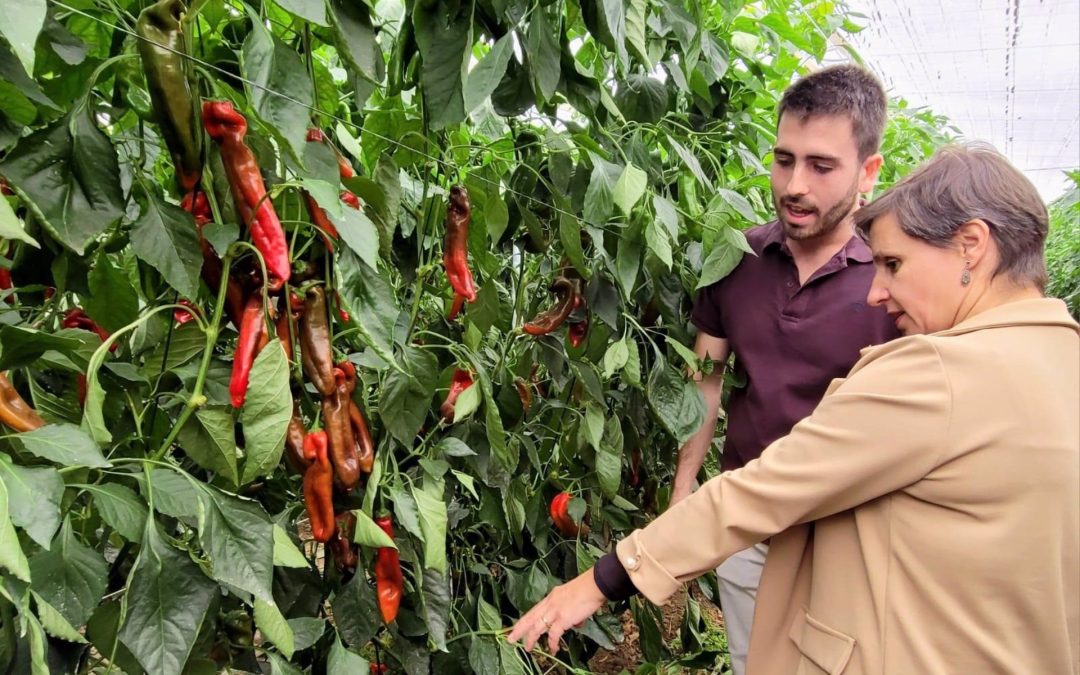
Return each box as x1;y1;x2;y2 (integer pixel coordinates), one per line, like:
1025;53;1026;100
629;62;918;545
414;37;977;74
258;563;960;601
136;0;203;192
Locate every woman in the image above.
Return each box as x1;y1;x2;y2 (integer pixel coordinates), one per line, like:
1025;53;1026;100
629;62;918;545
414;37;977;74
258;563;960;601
509;144;1079;674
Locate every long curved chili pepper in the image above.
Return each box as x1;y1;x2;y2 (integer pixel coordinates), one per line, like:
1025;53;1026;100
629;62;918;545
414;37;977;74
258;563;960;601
322;368;360;491
442;185;477;303
439;369;474;423
336;360;375;475
330;511;359;573
374;515;403;624
202;101;290;291
229;293;267;408
283;406;310;475
514;377;532;417
302;430;336;543
0;373;45;432
62;308;115;348
522;276;580;335
447;293;465;321
135;0;202;192
300;286;336;397
549;491;589;537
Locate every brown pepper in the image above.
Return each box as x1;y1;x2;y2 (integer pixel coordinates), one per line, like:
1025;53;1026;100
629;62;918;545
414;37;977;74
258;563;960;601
322;367;360;491
300;286;335;397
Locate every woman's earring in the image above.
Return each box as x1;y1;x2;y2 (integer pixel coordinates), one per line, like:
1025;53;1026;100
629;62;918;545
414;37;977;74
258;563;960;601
960;261;971;286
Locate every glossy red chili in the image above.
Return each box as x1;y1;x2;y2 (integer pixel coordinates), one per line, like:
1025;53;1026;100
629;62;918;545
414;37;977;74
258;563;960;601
302;430;336;543
229;293;267;408
439;368;474;423
442;186;477;303
374;515;403;623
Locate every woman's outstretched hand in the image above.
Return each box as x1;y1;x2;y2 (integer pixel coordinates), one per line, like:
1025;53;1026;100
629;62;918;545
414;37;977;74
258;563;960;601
507;567;608;653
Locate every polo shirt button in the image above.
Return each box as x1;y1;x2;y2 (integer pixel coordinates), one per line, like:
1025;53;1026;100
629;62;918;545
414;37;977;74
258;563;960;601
786;281;793;288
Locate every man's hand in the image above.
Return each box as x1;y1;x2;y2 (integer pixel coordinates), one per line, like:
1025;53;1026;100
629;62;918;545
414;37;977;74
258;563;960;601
508;568;607;654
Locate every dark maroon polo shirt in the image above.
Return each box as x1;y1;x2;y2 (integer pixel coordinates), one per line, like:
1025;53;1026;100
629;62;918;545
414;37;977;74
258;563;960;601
691;221;900;472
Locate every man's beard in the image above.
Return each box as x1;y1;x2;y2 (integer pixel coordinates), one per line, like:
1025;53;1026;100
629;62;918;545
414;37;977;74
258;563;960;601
774;180;860;242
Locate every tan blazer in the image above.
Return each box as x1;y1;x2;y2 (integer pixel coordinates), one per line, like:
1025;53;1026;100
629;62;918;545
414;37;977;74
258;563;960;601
616;298;1079;674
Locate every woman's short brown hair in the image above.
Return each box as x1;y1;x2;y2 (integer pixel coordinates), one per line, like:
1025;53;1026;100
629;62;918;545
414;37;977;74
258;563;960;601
855;143;1049;289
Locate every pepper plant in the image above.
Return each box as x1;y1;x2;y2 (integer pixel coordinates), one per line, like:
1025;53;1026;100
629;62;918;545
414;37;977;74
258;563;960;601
0;0;953;673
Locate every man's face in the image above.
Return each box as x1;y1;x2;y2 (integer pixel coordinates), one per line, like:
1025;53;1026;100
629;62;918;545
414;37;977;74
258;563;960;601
770;113;882;242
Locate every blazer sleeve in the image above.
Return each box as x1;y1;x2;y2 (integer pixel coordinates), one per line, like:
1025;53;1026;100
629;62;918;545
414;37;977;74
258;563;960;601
615;336;953;605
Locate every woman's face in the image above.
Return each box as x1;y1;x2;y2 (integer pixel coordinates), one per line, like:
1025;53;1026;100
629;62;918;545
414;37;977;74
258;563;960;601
866;212;968;335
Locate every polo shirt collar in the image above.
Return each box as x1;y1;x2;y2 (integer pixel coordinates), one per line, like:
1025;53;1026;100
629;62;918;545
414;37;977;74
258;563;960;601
760;220;873;265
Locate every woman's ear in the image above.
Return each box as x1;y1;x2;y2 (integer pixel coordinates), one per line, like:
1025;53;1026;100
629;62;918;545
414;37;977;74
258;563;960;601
954;219;993;266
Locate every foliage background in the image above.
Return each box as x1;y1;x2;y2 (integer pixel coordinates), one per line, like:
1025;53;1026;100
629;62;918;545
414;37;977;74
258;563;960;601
0;0;999;673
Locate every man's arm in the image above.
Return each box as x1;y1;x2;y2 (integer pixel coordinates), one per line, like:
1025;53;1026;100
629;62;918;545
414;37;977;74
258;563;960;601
669;332;730;507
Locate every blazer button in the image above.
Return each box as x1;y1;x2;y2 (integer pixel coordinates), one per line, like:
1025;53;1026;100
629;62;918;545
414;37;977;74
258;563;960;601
624;556;638;569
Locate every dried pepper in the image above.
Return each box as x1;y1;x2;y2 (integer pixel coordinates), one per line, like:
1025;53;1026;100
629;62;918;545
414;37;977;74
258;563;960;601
300;286;336;396
522;275;581;335
439;368;474;423
330;511;359;573
443;186;477;305
0;373;45;432
374;515;403;624
283;405;310;475
322;367;360;491
135;0;203;192
202;101;290;291
302;430;336;543
549;491;589;537
229;293;267;408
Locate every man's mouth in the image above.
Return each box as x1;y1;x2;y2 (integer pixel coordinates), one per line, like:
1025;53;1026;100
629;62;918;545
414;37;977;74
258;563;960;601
783;203;816;219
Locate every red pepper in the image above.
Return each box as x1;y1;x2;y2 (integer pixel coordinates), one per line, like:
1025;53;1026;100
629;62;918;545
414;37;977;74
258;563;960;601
549;492;589;537
62;309;116;351
336;360;375;474
439;369;474;423
0;267;12;305
340;190;360;209
442;186;477;303
284;405;310;474
629;448;642;488
302;430;336;543
568;316;589;348
522;276;581;336
369;665;388;674
514;377;532;417
202;101;290;291
447;293;465;321
229;293;267;408
174;299;199;325
374;515;403;623
335;291;349;323
323;367;360;491
330;511;359;572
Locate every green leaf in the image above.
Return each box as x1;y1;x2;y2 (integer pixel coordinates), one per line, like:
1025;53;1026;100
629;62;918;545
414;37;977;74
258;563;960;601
0;326;83;370
272;524;309;568
119;520;216;675
379;345;437;445
331;570;379;647
201;221;238;257
240;341;292;484
0;475;30;582
389;485;424;541
267;652;304;675
437;437;476;457
614;74;669;124
0;109;124;254
476;595;501;632
469;635;500;674
731;30;759;56
16;423;110;468
597;417;623;499
242;6;314;162
32;592;87;643
653;194;680;240
715;188;758;223
666;336;700;371
668;137;709;187
287;616;325;651
613;163;648;215
83;483;147;543
352;509;396;549
147;467;200;519
583;401;604;452
328;635;370;673
559;209;589;278
0;192;38;247
140;320;204;376
0;455;62;549
526;8;561;104
624;0;651;68
329;204;380;270
645;219;673;269
412;477;448;573
452;382;481;423
337;250;401;368
23;612;49;675
647;361;706;444
196;487;274;602
696;237;746;289
594;0;628;69
421;568;451;651
0;0;46;76
274;0;327;26
130;187;203;300
624;337;641;386
254;598;295;659
330;0;381;82
413;2;471;129
178;406;239;487
615;234;641;299
464;33;514;114
27;519;106;628
583;155;621;225
85;252;139;333
86;601;146;675
602;339;630;378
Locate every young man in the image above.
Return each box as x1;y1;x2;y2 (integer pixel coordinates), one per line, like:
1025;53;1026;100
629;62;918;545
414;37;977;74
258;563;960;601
669;64;900;675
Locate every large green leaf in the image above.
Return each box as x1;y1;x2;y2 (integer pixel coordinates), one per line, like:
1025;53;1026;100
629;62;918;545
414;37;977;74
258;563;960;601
0;109;124;254
329;203;380;270
328;636;370;673
196;487;274;602
614;74;669;124
464;32;514;114
583;155;621;225
0;326;83;370
337;249;401;367
378;345;437;445
413;2;471;129
242;6;314;162
240;341;292;484
16;423;110;468
0;454;62;549
624;0;651;68
647;360;705;444
0;475;30;582
331;569;379;647
351;509;396;549
329;0;381;82
27;519;107;629
86;601;145;675
0;191;39;247
82;483;147;543
254;598;295;659
696;233;747;289
119;520;216;675
613;162;648;215
129;187;203;300
596;416;623;498
274;0;327;26
526;8;561;104
147;467;200;519
420;569;451;651
84;252;139;333
33;591;87;643
178;406;239;487
412;477;447;573
0;0;46;76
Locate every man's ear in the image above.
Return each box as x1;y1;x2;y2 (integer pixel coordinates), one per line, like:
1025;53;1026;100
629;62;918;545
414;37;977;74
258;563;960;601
954;219;993;266
859;153;884;193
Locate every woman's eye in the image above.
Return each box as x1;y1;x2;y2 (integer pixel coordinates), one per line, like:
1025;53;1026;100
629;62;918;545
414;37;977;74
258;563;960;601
885;259;900;272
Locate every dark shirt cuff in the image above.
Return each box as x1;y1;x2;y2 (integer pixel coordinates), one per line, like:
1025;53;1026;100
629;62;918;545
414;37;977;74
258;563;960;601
594;551;638;602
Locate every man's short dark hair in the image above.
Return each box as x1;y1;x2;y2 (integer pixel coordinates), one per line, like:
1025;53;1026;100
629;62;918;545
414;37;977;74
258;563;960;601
778;64;887;160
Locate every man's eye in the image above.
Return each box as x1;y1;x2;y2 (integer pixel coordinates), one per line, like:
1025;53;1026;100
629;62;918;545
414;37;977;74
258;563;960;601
813;164;833;174
774;157;793;167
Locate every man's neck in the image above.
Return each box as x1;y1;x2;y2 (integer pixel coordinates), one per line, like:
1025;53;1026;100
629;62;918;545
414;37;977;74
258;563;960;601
785;220;856;283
